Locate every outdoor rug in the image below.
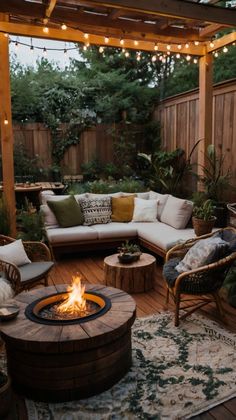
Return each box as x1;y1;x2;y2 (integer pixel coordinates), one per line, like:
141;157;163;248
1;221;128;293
2;311;236;419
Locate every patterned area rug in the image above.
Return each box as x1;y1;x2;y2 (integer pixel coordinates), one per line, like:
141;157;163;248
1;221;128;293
2;312;236;420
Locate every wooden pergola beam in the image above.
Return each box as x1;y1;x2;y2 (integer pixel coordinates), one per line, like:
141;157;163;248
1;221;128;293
207;31;236;52
0;20;205;54
0;14;16;236
45;0;57;19
87;0;236;26
199;23;230;38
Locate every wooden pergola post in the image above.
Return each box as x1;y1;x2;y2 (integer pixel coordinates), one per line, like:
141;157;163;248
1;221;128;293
197;51;213;189
0;14;16;236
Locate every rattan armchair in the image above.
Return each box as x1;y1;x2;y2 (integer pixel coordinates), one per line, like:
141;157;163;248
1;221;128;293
0;235;54;294
163;227;236;326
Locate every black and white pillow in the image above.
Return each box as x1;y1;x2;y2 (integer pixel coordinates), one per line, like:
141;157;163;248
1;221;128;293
80;197;112;225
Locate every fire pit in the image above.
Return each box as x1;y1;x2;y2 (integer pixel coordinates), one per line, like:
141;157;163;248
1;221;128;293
0;283;136;402
25;276;111;324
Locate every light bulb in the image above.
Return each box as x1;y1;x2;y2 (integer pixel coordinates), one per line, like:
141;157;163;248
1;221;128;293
167;51;170;56
136;54;141;61
194;41;199;46
3;119;8;125
120;38;124;45
151;55;157;62
186;54;191;61
30;45;34;53
4;33;8;38
104;36;109;44
223;46;228;53
193;58;198;64
167;44;171;50
210;41;215;48
83;45;87;51
154;43;158;51
61;23;67;30
176;53;180;59
99;46;104;53
214;51;219;58
134;40;139;46
178;44;182;50
43;47;47;55
84;33;89;39
185;43;190;49
43;26;49;34
125;51;129;57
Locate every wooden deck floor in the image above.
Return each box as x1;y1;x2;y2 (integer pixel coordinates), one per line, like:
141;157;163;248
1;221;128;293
10;251;236;419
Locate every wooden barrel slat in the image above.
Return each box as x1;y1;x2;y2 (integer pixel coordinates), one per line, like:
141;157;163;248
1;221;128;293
1;284;136;402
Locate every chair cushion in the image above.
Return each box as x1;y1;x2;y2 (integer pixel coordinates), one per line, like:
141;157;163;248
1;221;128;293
0;239;31;266
111;196;135;222
160;195;193;229
132;198;158;222
163;258;181;287
47;195;84;228
19;261;54;283
218;229;236;253
175;237;229;274
80;197;112;225
0;277;14;304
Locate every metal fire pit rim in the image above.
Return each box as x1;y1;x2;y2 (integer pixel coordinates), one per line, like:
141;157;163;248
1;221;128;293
24;290;111;326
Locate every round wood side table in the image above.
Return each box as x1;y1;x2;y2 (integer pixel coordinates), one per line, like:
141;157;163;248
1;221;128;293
104;253;156;293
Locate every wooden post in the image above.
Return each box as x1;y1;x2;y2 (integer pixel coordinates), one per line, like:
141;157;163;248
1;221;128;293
197;52;213;190
0;14;16;236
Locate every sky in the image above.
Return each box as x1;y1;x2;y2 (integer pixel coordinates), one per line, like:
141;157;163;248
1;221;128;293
9;36;80;68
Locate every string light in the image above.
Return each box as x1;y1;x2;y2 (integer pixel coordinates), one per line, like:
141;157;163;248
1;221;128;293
43;26;49;34
120;38;124;45
223;46;228;53
30;38;34;53
154;43;158;51
125;51;130;57
210;40;215;48
134;40;139;46
15;40;19;48
4;33;8;38
43;47;47;55
193;58;198;64
122;48;126;53
167;51;170;56
99;46;104;53
177;44;182;50
84;33;89;39
3;114;9;125
136;53;141;61
185;43;190;49
167;44;171;50
194;41;199;46
83;45;87;51
151;55;157;62
214;51;219;57
104;36;109;44
61;23;67;30
176;53;180;59
186;54;191;61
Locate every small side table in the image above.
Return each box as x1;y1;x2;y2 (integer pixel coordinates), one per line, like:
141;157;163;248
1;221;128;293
104;253;156;293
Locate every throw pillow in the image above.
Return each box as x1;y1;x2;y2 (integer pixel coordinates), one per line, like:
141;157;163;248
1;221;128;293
132;198;158;222
0;239;31;266
79;197;112;225
176;237;229;273
47;195;83;228
40;204;59;229
0;277;14;304
136;192;150;200
111;196;135;222
149;191;169;219
160;195;193;229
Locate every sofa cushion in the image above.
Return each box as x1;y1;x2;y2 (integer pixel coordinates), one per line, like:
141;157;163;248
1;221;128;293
175;237;229;273
135;222;195;252
46;225;98;244
136;192;150;200
47;195;84;228
111;196;135;222
93;222;137;239
86;192;123;198
149;191;169;219
160;195;193;229
40;204;59;229
39;190;55;205
80;197;112;225
0;239;31;266
132;198;158;222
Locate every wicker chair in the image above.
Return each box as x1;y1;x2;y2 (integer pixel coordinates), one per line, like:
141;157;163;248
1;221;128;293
0;235;54;294
163;227;236;326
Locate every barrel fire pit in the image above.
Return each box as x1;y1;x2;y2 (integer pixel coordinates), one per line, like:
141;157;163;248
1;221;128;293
0;281;136;402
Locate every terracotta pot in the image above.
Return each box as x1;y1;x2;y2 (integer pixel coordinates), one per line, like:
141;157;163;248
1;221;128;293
192;216;216;237
0;375;12;419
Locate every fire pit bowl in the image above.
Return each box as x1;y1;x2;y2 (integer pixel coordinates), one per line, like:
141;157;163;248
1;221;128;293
0;284;136;402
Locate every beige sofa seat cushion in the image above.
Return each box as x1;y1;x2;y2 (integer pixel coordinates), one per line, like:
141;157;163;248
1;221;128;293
160;195;193;229
93;222;138;239
46;226;98;244
135;222;195;252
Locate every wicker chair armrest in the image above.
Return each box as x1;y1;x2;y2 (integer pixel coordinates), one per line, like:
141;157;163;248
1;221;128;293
0;235;15;246
23;241;52;262
0;260;21;293
173;251;236;294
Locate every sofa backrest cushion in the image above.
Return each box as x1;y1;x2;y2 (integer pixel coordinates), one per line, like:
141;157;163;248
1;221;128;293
160;195;193;229
80;197;112;225
136;192;150;200
47;195;84;228
149;191;169;219
40;204;59;229
111;196;135;222
132;198;158;222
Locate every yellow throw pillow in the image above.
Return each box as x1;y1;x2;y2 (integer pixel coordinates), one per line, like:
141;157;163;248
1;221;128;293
111;196;135;222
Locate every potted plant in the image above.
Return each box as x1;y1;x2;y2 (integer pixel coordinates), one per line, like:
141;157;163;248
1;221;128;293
0;370;11;418
118;240;142;263
192;197;216;237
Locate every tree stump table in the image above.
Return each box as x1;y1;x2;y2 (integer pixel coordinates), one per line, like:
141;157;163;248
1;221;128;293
0;284;136;402
104;253;156;293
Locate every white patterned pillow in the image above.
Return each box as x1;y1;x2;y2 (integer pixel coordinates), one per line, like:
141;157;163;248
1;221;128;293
176;237;229;273
80;197;112;226
0;277;14;304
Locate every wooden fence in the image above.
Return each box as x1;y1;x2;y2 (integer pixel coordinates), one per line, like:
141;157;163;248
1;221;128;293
154;78;236;200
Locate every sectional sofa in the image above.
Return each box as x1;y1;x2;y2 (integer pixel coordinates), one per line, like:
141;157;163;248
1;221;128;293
40;190;196;260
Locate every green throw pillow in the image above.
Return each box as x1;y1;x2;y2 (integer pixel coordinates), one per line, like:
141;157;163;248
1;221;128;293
47;195;83;228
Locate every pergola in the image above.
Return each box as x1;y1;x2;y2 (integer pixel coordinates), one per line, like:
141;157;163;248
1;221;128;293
0;0;236;235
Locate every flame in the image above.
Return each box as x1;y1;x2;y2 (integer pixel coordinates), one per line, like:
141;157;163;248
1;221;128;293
57;276;86;315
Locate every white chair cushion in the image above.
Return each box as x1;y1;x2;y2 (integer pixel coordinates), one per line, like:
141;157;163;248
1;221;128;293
0;239;31;266
0;277;14;304
149;191;169;219
160;195;193;229
132;198;158;222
